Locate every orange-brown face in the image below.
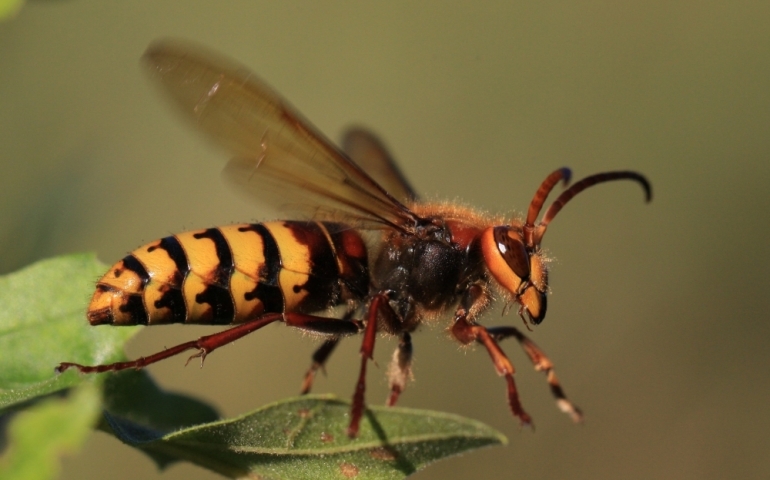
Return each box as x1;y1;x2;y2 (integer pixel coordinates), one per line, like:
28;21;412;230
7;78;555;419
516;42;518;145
480;226;549;324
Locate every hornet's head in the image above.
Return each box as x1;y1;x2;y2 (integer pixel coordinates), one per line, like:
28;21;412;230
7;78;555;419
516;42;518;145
481;168;651;325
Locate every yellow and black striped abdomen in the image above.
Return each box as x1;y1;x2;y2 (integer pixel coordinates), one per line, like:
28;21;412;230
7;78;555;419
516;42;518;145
87;221;369;326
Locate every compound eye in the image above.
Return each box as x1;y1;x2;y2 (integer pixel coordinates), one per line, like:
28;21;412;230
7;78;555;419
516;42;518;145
493;227;530;280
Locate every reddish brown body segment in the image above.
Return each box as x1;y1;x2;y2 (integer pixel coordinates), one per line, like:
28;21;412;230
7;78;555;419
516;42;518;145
57;40;651;438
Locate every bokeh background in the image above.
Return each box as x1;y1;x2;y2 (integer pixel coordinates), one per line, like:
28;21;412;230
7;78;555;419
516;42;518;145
2;2;769;479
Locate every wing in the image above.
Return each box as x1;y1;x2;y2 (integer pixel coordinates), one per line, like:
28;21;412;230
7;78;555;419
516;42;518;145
142;39;420;230
341;127;418;204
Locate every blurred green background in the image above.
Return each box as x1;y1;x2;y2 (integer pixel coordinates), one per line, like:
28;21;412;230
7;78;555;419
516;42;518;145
2;1;769;479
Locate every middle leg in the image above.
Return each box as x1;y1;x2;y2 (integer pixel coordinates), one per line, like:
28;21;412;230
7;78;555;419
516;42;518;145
300;308;359;394
300;338;340;394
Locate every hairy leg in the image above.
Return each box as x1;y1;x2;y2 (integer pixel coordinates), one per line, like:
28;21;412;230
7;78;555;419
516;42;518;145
386;332;413;406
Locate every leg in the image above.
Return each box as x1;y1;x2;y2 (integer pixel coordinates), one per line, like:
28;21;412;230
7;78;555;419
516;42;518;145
300;307;360;394
386;332;413;406
300;337;340;394
347;293;393;438
56;312;361;374
452;316;533;426
487;326;583;422
449;283;532;425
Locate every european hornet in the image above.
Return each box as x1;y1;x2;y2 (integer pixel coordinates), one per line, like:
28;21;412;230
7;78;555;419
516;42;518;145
56;40;651;437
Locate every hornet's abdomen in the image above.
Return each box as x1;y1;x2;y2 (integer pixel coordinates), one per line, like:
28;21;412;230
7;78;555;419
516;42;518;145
88;221;369;326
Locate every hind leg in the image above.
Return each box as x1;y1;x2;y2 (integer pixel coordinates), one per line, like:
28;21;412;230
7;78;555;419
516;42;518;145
57;312;361;374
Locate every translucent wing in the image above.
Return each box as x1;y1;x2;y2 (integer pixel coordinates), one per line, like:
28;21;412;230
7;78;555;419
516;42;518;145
341;127;418;204
142;39;419;230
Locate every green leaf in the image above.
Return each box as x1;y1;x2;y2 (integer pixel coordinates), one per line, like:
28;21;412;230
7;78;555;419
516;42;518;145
0;254;141;411
0;382;102;480
0;255;503;479
0;0;24;21
0;255;220;475
100;369;220;468
105;394;507;479
102;369;220;432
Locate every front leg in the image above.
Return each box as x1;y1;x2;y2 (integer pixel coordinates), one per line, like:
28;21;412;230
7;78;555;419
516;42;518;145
487;326;583;422
450;284;533;426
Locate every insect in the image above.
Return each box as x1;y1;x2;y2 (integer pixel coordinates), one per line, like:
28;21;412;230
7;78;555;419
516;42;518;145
56;39;651;437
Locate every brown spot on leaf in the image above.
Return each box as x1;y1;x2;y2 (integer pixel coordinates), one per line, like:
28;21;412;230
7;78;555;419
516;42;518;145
369;447;398;461
320;432;334;443
339;462;359;478
298;408;311;419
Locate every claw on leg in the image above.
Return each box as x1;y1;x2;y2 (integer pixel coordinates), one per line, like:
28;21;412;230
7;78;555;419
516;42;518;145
185;348;208;368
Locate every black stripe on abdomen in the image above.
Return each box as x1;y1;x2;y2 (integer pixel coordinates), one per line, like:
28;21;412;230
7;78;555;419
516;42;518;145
149;235;189;323
192;228;236;324
118;254;150;325
239;223;284;313
285;221;340;313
